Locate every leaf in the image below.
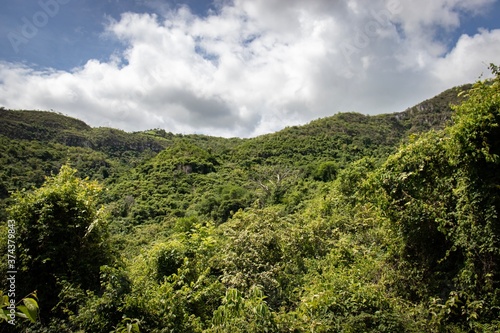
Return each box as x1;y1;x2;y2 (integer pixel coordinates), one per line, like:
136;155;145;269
2;295;9;307
128;322;140;333
0;309;9;321
15;307;28;319
17;297;39;323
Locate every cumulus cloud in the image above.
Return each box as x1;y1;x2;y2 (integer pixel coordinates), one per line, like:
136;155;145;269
0;0;499;137
432;29;500;85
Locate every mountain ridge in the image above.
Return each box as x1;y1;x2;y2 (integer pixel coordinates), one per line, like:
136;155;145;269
0;84;469;142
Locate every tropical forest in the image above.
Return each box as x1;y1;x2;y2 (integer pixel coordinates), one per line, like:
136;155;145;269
1;65;500;332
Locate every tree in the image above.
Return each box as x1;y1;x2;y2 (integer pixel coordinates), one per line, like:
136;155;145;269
312;161;338;182
378;64;500;328
252;165;298;205
8;165;111;316
444;64;500;319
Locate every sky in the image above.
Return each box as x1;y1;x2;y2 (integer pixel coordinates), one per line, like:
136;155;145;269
1;0;500;138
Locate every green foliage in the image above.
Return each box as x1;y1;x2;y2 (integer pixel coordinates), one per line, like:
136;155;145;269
0;71;499;332
1;291;39;325
0;109;169;157
216;207;293;309
251;165;299;206
7;165;112;315
378;131;456;298
196;184;253;224
112;317;141;333
16;295;39;323
65;266;132;333
209;287;275;332
110;221;224;332
311;161;338;182
377;64;500;329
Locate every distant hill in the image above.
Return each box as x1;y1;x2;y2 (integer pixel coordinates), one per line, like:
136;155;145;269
0;83;470;202
0;84;469;160
0;83;471;224
0;109;169;156
231;85;470;167
394;84;471;134
0;109;91;141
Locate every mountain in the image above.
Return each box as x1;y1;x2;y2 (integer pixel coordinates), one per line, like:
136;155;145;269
231;84;469;167
0;109;169;155
0;84;469;219
0;84;469;156
2;76;498;333
0;84;468;194
394;84;471;133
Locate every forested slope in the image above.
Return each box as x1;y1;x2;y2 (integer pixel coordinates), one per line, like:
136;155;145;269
1;69;499;332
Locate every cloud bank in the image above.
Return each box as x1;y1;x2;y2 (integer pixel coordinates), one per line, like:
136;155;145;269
1;0;500;137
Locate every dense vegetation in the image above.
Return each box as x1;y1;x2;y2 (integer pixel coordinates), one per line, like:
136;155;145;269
1;67;499;332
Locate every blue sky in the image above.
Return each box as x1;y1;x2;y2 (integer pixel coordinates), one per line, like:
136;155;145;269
1;0;500;137
0;0;217;69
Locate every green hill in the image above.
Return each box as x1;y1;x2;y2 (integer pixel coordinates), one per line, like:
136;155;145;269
1;72;499;333
0;109;170;156
0;83;468;170
231;85;469;168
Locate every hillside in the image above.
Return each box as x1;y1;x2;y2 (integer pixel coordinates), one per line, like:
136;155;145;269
0;85;468;223
0;84;469;166
0;109;170;156
231;85;469;167
1;72;499;333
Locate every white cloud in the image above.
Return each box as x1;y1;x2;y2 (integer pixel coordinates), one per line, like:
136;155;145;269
432;29;500;85
0;0;499;137
393;0;494;35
